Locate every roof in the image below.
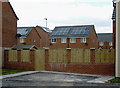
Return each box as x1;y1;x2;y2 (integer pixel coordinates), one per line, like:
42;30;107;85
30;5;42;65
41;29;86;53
17;27;35;37
8;2;19;20
112;2;116;20
49;25;94;38
36;26;52;33
97;33;113;42
12;45;38;50
112;7;116;20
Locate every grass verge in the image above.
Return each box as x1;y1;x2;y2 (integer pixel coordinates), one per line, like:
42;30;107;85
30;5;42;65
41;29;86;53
108;78;120;83
1;68;31;75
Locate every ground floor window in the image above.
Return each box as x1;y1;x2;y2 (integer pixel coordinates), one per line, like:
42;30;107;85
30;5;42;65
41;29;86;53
99;42;104;46
61;38;66;43
70;38;76;43
51;38;56;43
81;37;86;43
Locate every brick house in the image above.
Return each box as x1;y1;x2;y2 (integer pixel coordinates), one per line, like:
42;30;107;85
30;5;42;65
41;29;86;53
49;25;98;49
112;1;116;49
97;33;113;49
1;1;19;48
17;26;51;48
0;1;18;68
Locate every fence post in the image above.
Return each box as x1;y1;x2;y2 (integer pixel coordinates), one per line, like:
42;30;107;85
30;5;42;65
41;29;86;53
66;48;71;64
4;50;9;68
90;48;95;64
45;48;49;70
17;50;21;63
30;50;35;70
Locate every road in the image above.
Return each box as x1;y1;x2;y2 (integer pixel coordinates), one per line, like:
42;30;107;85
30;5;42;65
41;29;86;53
1;71;120;88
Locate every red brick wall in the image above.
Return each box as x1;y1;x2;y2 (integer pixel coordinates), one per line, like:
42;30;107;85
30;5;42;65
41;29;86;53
45;49;114;76
5;50;34;70
49;38;94;49
5;49;115;76
2;2;17;47
89;27;98;49
35;27;49;48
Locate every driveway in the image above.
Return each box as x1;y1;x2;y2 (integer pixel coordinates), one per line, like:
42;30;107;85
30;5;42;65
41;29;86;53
1;71;120;87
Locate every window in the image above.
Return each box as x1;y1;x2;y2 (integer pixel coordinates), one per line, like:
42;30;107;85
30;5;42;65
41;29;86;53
20;38;24;43
81;37;86;43
109;42;112;46
70;38;76;43
61;38;66;43
99;42;104;46
51;38;56;43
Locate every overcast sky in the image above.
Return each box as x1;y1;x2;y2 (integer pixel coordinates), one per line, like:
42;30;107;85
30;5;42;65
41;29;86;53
9;0;113;33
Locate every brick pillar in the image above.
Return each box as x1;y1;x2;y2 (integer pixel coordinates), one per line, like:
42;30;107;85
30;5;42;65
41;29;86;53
30;50;35;70
45;48;49;70
17;50;21;63
4;50;9;68
90;48;95;64
66;48;71;64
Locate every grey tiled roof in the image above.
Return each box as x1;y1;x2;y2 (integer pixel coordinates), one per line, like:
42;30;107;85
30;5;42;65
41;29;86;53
112;2;116;20
97;33;113;42
36;26;52;33
50;25;94;38
112;7;116;20
17;26;52;37
12;45;38;50
17;27;35;37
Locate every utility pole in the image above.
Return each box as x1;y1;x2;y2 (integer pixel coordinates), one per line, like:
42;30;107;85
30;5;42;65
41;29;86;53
44;18;47;47
115;0;120;78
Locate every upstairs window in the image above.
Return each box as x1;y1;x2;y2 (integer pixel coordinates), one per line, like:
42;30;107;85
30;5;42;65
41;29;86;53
99;42;104;46
20;38;24;43
109;42;112;46
51;38;56;43
70;38;76;43
81;37;86;43
61;38;66;43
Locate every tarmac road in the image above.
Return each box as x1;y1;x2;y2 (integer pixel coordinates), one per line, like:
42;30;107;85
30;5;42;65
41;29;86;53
1;71;120;88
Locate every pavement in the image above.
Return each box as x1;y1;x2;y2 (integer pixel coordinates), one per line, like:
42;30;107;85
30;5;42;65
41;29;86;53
0;71;120;87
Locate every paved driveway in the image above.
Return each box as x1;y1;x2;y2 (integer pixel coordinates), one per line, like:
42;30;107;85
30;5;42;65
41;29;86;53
1;71;120;87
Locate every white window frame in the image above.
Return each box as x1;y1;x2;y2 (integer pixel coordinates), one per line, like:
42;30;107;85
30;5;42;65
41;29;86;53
51;38;56;43
20;37;25;43
70;38;76;43
81;37;86;43
61;38;66;43
99;42;104;46
109;42;112;46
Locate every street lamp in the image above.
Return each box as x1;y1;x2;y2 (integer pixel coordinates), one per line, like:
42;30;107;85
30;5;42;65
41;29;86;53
44;18;48;47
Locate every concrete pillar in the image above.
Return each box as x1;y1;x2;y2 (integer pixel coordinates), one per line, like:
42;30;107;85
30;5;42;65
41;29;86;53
116;0;120;77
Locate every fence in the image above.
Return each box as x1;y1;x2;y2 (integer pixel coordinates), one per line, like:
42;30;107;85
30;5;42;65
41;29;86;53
4;48;115;76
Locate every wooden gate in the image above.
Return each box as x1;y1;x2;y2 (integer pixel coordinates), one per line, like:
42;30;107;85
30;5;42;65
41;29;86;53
35;49;45;70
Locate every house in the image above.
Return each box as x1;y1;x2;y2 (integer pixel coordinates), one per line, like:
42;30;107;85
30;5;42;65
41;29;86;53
49;25;98;49
0;1;18;68
97;33;113;49
17;26;51;48
112;1;116;49
1;1;19;48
